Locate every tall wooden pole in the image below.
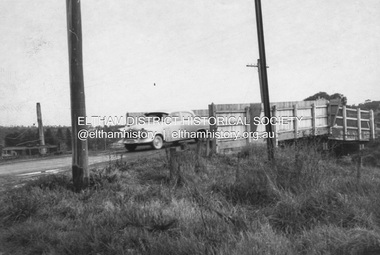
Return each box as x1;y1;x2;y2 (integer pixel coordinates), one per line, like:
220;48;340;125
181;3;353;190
255;0;275;161
66;0;88;190
36;103;46;155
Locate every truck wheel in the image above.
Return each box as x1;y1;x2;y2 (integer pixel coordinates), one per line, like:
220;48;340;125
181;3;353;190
125;144;137;152
152;135;164;150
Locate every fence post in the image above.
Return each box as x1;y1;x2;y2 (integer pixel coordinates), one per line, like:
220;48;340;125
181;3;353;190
196;140;202;156
356;145;363;185
343;105;347;141
370;110;375;140
245;106;250;145
169;147;179;184
206;138;210;157
208;103;217;155
272;105;278;146
293;104;298;139
312;103;317;136
236;152;241;182
357;108;361;141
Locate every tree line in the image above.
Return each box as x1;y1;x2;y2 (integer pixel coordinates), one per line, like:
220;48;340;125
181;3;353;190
304;92;380;122
1;126;121;151
2;127;72;149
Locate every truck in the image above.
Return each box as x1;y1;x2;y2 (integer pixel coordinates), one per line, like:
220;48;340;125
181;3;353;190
121;110;209;151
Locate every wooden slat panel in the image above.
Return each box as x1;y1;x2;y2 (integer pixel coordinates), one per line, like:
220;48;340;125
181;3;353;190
193;109;209;117
217;139;252;150
297;108;312;118
207;99;375;152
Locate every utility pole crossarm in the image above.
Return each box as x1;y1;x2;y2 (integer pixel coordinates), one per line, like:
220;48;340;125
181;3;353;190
246;64;268;68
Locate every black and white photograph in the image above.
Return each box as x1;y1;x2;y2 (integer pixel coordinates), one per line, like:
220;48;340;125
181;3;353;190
1;0;380;254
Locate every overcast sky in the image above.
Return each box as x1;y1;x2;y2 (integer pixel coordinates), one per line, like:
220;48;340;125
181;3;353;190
1;0;379;126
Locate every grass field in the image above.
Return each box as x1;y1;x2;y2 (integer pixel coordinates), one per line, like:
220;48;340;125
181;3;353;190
1;141;380;255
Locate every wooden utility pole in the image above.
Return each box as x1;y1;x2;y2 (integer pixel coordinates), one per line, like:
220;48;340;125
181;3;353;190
254;0;275;161
246;59;265;103
36;102;46;155
66;0;88;190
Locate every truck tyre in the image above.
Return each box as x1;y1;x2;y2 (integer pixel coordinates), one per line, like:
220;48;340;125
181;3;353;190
152;135;164;150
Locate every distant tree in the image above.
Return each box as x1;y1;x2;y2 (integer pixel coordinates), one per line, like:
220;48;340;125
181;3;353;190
4;128;39;146
329;93;347;105
358;101;380;111
23;129;39;145
57;128;65;143
304;92;330;101
304;92;347;105
5;132;21;147
65;128;72;149
45;128;57;145
55;128;67;151
87;126;105;151
330;93;344;100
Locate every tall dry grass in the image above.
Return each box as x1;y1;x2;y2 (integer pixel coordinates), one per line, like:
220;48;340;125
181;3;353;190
0;141;380;254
